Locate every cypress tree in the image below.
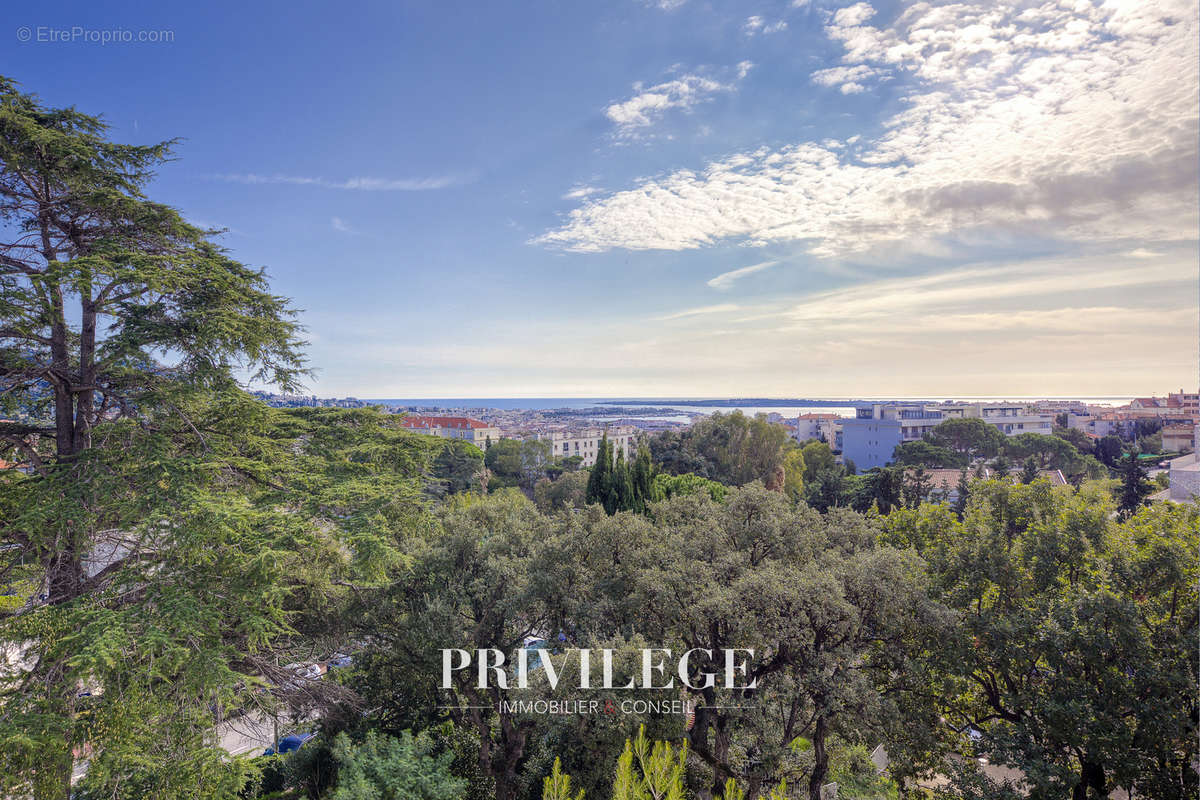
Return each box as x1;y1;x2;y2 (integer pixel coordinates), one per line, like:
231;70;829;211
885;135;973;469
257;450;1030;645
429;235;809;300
613;448;634;514
585;435;609;508
631;444;655;512
953;467;970;520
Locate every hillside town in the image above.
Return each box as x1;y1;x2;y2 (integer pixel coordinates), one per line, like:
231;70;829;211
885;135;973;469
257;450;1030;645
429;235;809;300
252;389;1197;472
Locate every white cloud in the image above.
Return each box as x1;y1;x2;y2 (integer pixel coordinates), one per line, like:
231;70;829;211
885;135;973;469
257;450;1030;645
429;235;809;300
563;185;602;200
706;259;779;289
331;216;353;233
832;2;876;27
605;64;752;137
810;63;878;92
214;173;458;191
656;303;741;320
776;255;1194;327
744;16;788;35
538;0;1200;259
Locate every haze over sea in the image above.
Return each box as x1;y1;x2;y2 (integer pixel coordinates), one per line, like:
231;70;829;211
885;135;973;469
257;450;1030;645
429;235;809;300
369;397;1137;418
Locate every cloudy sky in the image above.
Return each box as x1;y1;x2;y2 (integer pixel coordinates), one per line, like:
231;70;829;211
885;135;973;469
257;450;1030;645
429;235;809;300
9;0;1198;397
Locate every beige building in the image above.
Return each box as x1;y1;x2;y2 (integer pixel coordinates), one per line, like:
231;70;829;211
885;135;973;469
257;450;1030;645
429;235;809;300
538;425;638;467
1162;425;1195;453
399;415;501;450
793;413;841;443
941;402;1055;436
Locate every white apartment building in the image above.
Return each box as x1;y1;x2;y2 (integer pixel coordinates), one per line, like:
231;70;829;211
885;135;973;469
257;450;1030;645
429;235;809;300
941;403;1055;436
1066;413;1124;438
399;415;501;450
793;413;841;443
1165;427;1200;501
841;405;947;470
538;425;638;467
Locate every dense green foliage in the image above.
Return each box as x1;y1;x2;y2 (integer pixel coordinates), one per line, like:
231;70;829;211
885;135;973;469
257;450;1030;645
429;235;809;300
891;419;1111;488
326;730;465;800
486;438;552;492
885;482;1199;799
322;475;1197;800
647;412;792;489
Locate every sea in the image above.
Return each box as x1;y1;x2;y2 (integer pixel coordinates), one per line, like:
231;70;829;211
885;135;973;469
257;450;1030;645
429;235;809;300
367;396;1135;423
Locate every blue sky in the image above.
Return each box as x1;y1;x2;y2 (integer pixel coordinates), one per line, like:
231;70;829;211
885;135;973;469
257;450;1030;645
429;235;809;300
6;0;1198;397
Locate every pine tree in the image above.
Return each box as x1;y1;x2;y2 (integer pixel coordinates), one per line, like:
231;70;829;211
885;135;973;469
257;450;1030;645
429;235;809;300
953;467;970;520
1117;449;1152;518
0;79;309;798
903;465;932;509
992;453;1011;476
1021;456;1039;484
542;757;584;800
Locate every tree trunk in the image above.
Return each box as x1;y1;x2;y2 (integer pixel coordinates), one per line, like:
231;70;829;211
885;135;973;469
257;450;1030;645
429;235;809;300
73;294;95;453
38;224;86;796
492;719;528;800
809;716;829;800
1072;759;1105;800
696;708;734;799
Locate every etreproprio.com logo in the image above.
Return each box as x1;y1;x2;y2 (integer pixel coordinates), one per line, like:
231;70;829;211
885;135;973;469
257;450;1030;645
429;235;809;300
16;26;175;45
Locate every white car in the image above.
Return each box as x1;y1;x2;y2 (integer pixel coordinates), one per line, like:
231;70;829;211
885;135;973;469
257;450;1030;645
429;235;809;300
279;662;325;689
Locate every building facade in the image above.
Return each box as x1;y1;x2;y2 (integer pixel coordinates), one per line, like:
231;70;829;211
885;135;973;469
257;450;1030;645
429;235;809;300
1162;425;1196;453
537;425;638;467
399;415;501;450
793;413;841;444
1167;446;1200;502
844;402;1058;469
940;402;1055;435
841;405;946;470
1167;389;1200;412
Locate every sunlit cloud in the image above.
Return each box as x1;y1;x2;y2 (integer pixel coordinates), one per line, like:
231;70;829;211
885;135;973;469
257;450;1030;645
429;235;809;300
537;0;1199;258
706;260;779;289
604;63;754;138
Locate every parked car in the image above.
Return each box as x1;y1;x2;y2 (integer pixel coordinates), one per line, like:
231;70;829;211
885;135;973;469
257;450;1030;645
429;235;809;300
326;652;353;669
264;732;314;756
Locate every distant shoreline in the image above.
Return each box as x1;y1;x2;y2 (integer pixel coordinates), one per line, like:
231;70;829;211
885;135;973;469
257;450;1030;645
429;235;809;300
598;398;868;408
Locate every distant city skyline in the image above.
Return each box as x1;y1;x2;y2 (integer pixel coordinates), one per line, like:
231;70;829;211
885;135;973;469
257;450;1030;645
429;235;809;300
9;0;1198;397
